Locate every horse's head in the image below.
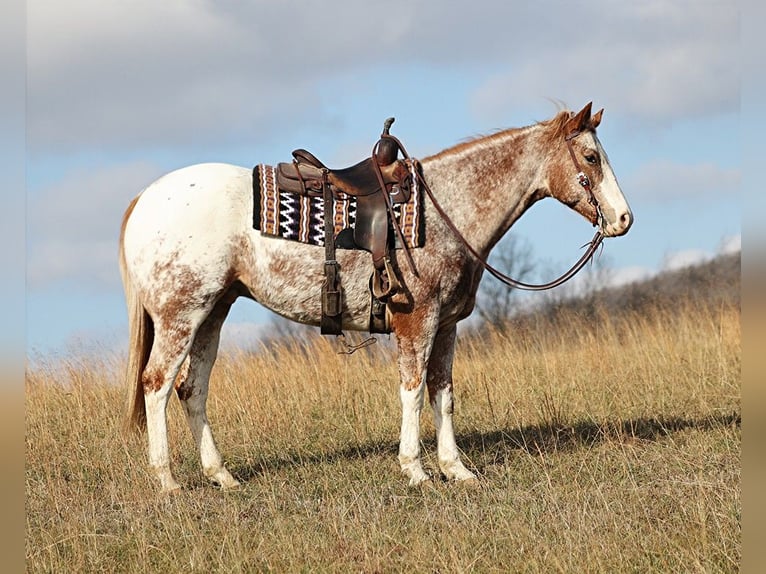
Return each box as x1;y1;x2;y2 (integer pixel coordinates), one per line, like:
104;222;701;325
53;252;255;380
544;103;633;238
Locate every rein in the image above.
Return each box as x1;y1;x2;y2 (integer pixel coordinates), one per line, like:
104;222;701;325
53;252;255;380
382;131;605;292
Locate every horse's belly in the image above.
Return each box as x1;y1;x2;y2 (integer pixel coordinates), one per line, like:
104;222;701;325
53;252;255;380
238;233;377;330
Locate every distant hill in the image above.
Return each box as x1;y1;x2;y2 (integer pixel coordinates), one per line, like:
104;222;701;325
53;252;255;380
595;251;741;315
495;251;742;334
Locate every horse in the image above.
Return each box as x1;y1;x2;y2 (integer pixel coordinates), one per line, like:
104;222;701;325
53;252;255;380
119;103;633;492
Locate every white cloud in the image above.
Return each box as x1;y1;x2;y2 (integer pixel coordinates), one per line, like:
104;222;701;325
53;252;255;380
661;249;712;272
469;1;738;126
27;0;739;154
27;240;118;288
608;265;654;287
718;234;741;255
219;321;273;352
26;0;421;152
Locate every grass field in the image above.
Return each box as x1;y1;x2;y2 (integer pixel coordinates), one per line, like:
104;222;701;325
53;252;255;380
26;296;740;572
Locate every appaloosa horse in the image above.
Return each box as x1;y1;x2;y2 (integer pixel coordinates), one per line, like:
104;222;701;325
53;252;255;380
120;103;633;492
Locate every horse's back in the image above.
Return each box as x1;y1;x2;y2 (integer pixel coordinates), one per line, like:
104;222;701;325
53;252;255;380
135;162;251;213
125;162;251;244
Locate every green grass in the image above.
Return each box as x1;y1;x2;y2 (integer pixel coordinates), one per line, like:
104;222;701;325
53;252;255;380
26;301;740;572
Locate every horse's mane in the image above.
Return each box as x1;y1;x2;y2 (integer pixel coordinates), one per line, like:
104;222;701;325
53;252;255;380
424;108;575;162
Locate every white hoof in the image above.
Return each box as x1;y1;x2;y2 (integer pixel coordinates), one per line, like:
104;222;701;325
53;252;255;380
408;473;432;487
445;466;478;483
205;467;240;490
402;463;431;486
155;467;182;493
220;477;241;491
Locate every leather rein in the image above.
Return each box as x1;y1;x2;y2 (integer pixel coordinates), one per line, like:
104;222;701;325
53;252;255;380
377;130;605;292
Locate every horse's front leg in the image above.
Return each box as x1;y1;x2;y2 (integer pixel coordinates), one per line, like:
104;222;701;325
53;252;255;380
393;308;439;486
427;325;477;482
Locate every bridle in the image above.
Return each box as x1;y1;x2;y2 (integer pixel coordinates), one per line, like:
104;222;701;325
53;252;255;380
564;129;605;231
381;130;605;292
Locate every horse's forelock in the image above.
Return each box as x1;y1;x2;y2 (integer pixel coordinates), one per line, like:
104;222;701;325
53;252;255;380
538;110;576;145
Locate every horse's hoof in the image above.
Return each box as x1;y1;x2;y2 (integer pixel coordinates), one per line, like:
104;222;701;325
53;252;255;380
455;476;481;488
220;479;241;491
441;463;478;484
205;467;240;491
407;473;432;487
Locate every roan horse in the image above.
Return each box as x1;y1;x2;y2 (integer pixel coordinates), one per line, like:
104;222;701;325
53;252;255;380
120;103;633;492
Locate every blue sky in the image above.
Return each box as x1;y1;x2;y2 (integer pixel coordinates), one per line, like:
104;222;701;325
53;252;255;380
23;1;741;357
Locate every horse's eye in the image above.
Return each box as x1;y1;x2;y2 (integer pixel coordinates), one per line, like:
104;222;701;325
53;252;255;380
585;153;598;165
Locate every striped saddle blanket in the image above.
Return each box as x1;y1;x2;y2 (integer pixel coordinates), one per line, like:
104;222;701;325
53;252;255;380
252;163;424;250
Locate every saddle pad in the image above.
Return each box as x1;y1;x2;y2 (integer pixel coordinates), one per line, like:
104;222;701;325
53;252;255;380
252;163;424;249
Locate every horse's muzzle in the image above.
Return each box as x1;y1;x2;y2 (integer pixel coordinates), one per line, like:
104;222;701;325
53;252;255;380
601;208;633;237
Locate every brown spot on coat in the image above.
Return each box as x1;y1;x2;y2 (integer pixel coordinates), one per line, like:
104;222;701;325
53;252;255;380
142;368;165;394
403;376;422;392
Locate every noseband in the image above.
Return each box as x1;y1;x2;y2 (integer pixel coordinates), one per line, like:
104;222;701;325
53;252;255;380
379;131;605;292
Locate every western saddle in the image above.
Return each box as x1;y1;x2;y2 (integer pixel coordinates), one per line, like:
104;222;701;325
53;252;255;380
275;118;417;335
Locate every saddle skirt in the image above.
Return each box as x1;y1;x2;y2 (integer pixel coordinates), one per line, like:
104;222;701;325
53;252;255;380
252;163;424;250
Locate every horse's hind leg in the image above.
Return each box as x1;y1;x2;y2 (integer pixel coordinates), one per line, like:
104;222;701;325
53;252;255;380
175;296;239;490
142;323;197;493
427;325;477;482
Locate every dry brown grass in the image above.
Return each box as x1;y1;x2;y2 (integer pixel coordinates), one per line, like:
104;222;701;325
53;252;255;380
26;299;740;572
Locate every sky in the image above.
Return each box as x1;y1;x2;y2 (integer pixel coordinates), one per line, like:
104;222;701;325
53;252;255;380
22;0;742;357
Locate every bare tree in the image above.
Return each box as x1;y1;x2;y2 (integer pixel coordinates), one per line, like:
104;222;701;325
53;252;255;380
538;249;613;315
474;234;536;330
474;233;614;330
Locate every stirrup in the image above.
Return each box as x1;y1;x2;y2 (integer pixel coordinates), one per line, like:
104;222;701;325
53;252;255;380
369;293;390;334
371;257;400;300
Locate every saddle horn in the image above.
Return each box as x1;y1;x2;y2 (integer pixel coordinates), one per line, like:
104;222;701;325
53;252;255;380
375;117;398;166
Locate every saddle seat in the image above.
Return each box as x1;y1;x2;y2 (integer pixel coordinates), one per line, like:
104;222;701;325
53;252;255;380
276;152;410;201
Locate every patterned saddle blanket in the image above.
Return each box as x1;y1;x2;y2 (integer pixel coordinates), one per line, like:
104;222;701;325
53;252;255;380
252;163;424;250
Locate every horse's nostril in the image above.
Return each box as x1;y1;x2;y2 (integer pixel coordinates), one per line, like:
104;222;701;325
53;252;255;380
616;211;634;233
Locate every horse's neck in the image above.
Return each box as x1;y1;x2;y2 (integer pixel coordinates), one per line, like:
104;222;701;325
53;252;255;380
420;124;545;258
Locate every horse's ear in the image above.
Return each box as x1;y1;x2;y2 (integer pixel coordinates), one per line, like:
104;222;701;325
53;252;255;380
565;102;593;136
590;108;603;129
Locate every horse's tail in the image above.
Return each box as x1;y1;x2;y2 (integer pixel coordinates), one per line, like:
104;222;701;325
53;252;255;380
119;194;153;434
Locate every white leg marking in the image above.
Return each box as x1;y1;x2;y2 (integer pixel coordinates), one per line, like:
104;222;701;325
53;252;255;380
399;379;430;485
432;386;477;482
182;391;240;489
141;323;198;493
177;300;240;490
145;378;183;493
427;326;476;483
